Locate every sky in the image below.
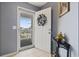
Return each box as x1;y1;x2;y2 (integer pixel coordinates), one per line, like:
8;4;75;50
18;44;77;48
20;17;31;28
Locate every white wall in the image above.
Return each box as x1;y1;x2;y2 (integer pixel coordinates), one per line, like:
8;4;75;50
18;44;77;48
58;2;78;57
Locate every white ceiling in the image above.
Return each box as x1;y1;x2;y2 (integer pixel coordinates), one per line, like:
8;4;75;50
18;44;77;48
28;2;47;7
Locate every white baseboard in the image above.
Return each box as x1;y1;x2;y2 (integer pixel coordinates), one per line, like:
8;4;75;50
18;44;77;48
1;52;17;57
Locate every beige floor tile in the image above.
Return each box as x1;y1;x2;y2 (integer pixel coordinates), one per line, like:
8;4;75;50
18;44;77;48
13;48;51;57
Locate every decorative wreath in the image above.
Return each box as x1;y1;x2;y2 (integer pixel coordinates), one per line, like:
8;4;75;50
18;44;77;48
37;14;47;26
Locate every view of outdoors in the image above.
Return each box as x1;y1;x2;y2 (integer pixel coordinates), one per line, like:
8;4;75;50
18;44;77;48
20;16;32;47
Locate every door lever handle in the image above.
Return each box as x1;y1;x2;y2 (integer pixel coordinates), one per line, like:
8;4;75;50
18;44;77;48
48;32;51;34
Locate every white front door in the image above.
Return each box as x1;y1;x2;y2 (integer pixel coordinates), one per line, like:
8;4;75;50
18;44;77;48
35;7;51;53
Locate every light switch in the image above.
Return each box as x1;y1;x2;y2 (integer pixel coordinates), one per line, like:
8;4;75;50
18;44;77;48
12;26;16;30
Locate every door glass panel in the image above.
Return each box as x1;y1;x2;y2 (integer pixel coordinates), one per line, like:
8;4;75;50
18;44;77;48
20;16;32;47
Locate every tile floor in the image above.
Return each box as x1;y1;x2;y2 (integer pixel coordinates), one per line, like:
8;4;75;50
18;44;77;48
13;48;51;57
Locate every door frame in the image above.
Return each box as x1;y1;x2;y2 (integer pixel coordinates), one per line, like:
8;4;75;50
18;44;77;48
17;6;35;52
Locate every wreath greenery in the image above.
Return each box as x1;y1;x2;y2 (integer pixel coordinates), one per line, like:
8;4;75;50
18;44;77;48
37;14;47;26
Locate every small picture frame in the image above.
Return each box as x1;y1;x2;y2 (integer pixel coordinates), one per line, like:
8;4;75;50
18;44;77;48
58;2;70;17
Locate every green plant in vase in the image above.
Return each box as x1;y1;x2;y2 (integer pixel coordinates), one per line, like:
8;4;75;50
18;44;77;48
55;32;64;42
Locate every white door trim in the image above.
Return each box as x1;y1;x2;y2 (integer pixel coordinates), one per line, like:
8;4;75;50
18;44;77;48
17;6;35;53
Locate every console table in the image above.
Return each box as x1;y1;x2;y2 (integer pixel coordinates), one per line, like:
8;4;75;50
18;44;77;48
52;37;70;57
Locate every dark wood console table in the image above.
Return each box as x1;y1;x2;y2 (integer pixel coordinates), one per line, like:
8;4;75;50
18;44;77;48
52;37;70;57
